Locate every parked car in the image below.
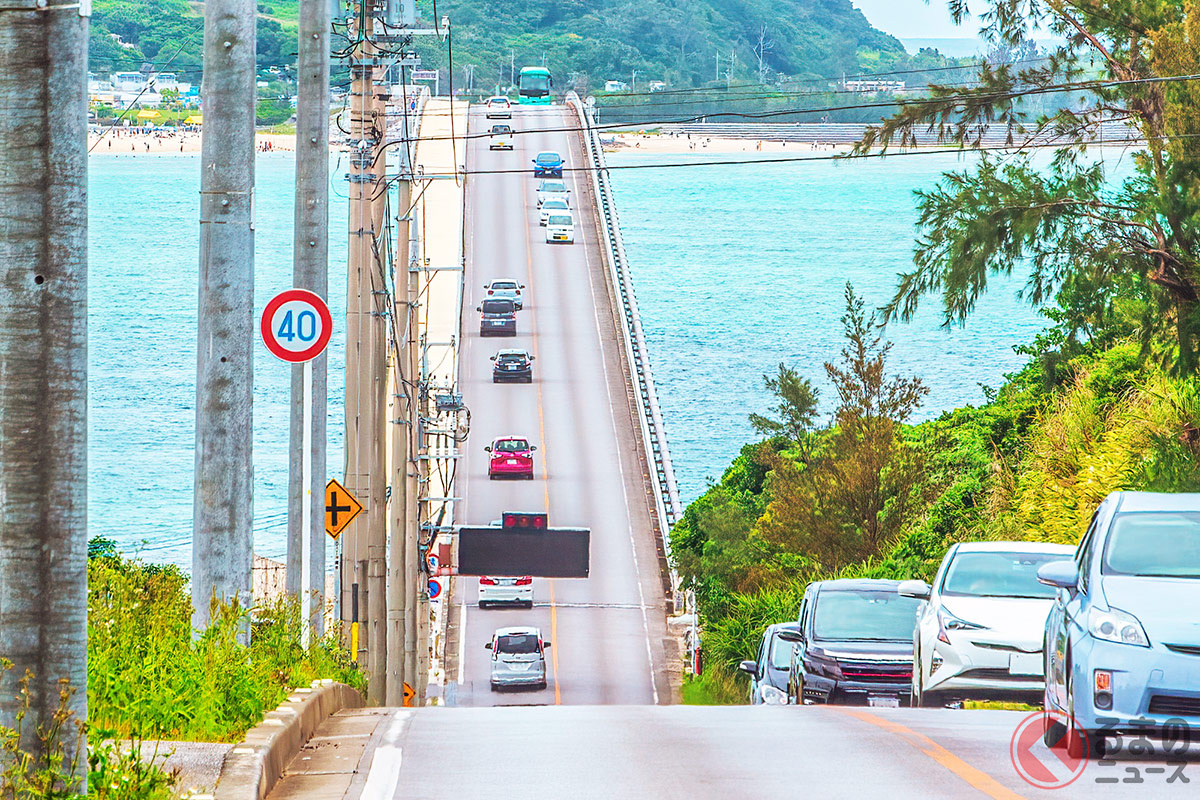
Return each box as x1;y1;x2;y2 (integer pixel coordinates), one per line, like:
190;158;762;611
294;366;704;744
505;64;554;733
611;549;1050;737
1040;491;1200;758
485;96;512;119
487;626;549;690
545;212;574;244
477;298;516;337
486;436;537;480
784;579;922;706
484;278;524;310
489;123;513;150
491;349;534;383
899;541;1076;707
532;151;564;178
739;622;803;705
536;179;569;207
479;576;533;608
539;196;570;226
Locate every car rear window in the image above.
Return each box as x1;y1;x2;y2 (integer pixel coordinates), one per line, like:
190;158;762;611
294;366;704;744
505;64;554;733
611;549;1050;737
548;215;572;227
1104;511;1200;578
492;125;510;133
491;281;518;290
496;634;539;654
540;181;567;192
498;353;526;363
545;199;569;209
480;299;514;314
494;439;529;452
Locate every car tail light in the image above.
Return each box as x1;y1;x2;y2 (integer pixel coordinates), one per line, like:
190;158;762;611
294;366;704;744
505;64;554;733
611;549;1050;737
479;577;497;585
515;577;532;586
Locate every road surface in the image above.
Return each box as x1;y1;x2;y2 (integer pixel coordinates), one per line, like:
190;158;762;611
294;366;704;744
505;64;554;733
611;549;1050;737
444;103;673;707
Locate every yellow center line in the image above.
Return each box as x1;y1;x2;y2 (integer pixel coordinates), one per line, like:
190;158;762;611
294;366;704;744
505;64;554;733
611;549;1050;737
832;708;1026;800
520;135;560;705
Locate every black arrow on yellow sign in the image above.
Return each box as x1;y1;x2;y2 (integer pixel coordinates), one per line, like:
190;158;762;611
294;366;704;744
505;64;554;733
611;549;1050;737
325;479;364;540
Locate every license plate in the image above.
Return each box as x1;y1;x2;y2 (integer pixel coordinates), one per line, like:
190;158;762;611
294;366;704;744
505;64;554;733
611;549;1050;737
868;696;900;708
1009;652;1043;677
507;459;519;465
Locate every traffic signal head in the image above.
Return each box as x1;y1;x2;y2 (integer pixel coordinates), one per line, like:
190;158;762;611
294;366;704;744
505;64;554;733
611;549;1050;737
502;511;548;530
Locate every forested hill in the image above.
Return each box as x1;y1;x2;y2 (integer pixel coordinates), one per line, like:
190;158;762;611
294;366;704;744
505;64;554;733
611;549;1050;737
424;0;909;88
87;0;915;88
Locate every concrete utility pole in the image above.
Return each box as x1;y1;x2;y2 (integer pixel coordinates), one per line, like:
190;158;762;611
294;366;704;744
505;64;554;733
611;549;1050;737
0;0;89;770
344;0;390;702
194;0;257;631
288;0;333;639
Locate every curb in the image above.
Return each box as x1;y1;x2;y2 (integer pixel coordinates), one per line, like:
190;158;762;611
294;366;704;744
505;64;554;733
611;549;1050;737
213;679;364;800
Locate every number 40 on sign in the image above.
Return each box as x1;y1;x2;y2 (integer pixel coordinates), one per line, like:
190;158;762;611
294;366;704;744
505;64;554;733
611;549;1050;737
260;288;332;363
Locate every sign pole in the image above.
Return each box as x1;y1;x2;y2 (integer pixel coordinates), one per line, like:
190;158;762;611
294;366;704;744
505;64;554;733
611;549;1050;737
301;357;313;648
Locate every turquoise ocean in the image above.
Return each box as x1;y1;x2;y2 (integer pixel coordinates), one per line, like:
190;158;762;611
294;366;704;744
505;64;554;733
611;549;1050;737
90;148;1074;565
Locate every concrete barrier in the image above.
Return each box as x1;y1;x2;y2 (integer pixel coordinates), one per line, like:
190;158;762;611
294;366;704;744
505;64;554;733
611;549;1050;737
213;679;364;800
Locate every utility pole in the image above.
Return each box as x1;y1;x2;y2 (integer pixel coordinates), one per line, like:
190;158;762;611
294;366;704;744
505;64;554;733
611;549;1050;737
344;0;391;703
288;0;333;639
0;0;88;771
193;0;256;632
631;69;639;93
715;51;720;83
510;49;515;89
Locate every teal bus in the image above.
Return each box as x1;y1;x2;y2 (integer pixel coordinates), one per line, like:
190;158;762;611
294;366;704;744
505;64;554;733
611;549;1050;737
518;66;553;105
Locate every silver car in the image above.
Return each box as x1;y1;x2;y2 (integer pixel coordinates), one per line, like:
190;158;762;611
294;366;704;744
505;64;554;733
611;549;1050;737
536;179;569;207
539;197;570;226
483;278;524;310
487;626;550;691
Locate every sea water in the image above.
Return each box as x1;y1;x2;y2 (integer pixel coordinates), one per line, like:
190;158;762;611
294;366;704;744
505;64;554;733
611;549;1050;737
89;147;1091;564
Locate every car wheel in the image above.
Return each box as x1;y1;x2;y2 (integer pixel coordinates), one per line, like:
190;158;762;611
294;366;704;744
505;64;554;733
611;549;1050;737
538;681;547;690
479;601;488;609
490;682;499;692
488;474;496;480
524;377;532;383
523;600;534;609
918;689;945;708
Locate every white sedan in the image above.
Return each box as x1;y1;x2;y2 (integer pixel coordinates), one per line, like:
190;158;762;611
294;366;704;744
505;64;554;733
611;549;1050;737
536;179;569;208
899;540;1076;707
485;96;512;119
479;576;533;608
539;197;570;226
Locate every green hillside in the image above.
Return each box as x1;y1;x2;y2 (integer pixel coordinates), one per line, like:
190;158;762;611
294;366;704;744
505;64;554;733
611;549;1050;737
88;0;296;80
419;0;909;90
88;0;917;89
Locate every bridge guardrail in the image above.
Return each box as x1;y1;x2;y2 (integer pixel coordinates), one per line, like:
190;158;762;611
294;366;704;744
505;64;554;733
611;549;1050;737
567;93;683;609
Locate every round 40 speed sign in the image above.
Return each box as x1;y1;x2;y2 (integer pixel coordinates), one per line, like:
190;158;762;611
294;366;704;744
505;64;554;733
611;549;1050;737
260;289;333;363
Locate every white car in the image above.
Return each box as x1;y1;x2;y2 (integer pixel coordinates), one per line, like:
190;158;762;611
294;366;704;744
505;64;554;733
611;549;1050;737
538;197;570;226
485;96;512;119
899;541;1077;707
488;123;513;150
535;179;569;207
483;278;525;310
487;626;549;691
478;576;533;608
545;212;574;244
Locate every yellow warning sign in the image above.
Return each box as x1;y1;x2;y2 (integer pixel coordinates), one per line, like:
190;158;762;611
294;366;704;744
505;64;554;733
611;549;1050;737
325;479;364;540
403;682;415;707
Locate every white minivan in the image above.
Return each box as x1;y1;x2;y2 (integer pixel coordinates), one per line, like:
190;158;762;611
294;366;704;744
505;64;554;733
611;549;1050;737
545;211;575;244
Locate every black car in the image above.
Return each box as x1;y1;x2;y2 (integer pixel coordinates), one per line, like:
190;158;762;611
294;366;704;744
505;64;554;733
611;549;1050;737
783;579;921;707
477;298;517;337
491;349;534;383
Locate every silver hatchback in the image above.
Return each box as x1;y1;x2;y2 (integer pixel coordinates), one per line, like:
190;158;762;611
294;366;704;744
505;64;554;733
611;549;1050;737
487;626;550;691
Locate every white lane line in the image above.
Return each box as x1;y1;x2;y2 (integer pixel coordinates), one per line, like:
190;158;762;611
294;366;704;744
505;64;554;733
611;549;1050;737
567;127;660;706
359;710;413;800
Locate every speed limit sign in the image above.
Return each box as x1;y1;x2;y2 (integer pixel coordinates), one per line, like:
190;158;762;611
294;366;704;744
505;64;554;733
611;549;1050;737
260;289;332;363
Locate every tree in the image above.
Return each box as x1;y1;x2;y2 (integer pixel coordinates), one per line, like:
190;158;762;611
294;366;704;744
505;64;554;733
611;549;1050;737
757;285;929;569
854;1;1200;375
748;363;820;456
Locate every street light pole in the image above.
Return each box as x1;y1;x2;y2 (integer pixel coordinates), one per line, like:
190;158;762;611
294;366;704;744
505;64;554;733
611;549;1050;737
193;0;257;633
0;0;89;770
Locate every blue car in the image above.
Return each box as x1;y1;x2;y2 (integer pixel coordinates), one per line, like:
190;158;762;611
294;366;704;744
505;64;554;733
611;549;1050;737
1040;491;1200;758
532;151;563;178
739;622;802;705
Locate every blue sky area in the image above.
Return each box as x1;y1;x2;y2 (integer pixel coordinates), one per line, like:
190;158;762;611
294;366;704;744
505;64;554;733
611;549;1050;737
853;0;968;38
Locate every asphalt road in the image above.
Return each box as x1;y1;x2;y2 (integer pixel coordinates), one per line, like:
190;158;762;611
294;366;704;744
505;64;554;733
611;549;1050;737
445;104;672;707
336;705;1200;800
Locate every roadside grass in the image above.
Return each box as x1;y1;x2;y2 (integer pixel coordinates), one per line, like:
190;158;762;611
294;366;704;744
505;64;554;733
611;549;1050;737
681;670;744;705
87;538;365;742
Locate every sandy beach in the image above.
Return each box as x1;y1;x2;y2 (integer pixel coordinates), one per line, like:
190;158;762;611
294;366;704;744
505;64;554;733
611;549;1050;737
605;132;852;154
88;129;297;154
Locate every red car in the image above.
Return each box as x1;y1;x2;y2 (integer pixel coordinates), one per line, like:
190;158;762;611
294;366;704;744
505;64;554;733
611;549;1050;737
486;436;537;480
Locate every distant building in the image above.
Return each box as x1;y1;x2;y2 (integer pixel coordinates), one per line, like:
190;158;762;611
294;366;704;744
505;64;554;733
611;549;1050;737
604;80;629;92
843;79;906;93
648;81;667;93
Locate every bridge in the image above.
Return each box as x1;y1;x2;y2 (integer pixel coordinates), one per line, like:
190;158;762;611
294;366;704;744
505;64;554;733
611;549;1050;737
253;97;1199;800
